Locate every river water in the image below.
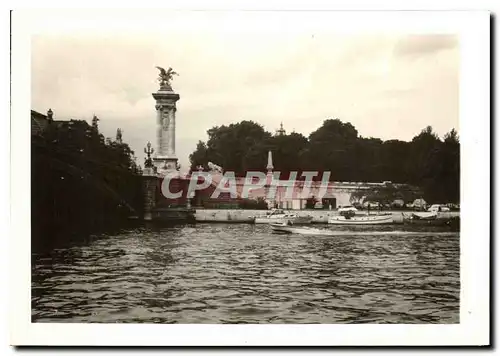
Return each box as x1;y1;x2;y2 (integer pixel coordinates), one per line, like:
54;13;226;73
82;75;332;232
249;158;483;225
32;224;460;324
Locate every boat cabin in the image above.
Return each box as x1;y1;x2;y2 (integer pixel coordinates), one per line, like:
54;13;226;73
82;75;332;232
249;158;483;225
266;209;295;218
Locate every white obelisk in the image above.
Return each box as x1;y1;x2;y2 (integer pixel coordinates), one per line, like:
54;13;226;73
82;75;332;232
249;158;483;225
266;151;276;209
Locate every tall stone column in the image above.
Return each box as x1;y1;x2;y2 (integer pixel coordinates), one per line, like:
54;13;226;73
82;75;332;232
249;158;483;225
152;85;180;173
141;67;194;223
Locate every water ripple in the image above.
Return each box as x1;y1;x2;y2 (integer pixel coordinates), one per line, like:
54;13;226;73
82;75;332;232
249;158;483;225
32;224;459;323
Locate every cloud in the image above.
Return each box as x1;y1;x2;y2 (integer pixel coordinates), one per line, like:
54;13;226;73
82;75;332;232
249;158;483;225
31;32;459;172
393;35;458;58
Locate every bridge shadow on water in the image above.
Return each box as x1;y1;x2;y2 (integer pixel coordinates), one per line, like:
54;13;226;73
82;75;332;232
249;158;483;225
31;219;198;256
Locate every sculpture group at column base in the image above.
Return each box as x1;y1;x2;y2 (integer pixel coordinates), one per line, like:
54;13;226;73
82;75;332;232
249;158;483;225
153;156;179;175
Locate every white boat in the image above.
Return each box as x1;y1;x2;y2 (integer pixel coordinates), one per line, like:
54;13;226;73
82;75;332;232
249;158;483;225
337;206;358;214
410;212;438;220
254;209;313;224
271;223;458;237
328;214;394;225
271;223;337;236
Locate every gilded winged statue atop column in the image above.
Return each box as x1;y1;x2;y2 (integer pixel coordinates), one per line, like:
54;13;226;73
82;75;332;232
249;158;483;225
156;66;178;90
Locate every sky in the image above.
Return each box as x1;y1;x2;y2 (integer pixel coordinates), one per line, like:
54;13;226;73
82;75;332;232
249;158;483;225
31;12;459;172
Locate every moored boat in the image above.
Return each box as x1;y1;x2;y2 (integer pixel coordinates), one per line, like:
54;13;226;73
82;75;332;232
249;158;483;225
328;214;394;225
410;212;438;220
272;222;459;236
254;209;313;224
271;223;336;236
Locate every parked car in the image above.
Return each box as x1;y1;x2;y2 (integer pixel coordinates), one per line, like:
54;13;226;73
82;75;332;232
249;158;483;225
314;202;324;209
412;198;427;211
352;201;363;209
446;203;460;211
337;205;357;218
391;199;405;209
428;204;451;212
338;205;358;213
363;201;380;209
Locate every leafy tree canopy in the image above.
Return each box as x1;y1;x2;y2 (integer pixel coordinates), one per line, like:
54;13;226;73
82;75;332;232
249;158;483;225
189;119;460;203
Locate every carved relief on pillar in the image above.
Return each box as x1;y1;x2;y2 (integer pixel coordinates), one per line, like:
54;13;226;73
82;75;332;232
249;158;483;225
155;104;163;156
162;110;172;130
168;108;176;156
155;105;163;124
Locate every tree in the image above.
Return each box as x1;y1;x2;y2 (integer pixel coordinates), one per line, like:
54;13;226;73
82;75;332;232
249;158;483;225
380;140;411;183
305;118;359;180
309;118;358;142
353;137;384;182
350;183;421;206
444;128;459;144
267;132;308;176
189;141;209;171
438;129;460;203
187;119;460;204
305;196;317;209
190;121;271;176
32;116;142;250
239;197;269;209
406;126;443;201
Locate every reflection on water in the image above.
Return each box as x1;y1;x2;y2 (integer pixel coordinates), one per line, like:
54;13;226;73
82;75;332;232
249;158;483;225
31;224;459;323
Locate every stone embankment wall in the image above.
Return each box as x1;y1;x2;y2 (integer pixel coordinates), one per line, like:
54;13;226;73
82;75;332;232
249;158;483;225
194;209;460;224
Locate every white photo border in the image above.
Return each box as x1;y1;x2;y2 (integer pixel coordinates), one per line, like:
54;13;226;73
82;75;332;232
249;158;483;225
10;9;490;346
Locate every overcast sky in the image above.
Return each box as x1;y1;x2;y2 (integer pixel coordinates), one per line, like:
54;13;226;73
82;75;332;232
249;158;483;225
31;19;458;172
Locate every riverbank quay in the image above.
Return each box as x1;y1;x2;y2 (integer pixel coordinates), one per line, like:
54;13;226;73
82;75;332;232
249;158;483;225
194;209;460;224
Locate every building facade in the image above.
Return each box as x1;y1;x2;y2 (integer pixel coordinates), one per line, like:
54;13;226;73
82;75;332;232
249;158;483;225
184;152;422;210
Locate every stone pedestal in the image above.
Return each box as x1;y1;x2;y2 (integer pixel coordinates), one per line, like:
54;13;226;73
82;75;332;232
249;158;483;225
140;71;194;223
142;172;159;221
152;88;180;174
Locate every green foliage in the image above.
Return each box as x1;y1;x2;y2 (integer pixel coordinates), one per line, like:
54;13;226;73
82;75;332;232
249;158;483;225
32;118;142;246
305;196;317;209
42;120;140;174
301;119;359;176
238;197;269;210
189;121;272;175
350;183;421;206
189;141;209;170
189;118;460;204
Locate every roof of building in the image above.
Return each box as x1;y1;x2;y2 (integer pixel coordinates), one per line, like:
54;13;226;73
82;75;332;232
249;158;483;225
31;109;65;136
31;110;49;136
